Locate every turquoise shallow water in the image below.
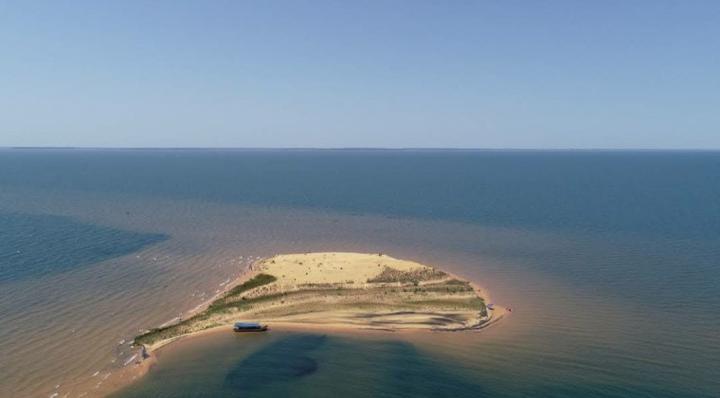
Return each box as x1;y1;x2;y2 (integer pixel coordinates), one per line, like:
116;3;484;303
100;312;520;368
0;149;718;397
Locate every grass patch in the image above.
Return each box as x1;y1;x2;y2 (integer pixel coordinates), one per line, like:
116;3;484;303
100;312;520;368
421;280;474;293
134;273;277;346
410;297;486;311
367;266;447;284
214;273;277;305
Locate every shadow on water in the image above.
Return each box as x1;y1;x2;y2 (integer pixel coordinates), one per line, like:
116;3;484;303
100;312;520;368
0;212;169;282
223;334;325;392
219;334;486;398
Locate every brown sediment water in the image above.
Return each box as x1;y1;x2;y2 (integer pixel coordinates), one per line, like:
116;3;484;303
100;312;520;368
1;190;533;398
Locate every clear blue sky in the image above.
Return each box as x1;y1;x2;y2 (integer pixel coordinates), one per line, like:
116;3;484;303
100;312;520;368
1;1;719;148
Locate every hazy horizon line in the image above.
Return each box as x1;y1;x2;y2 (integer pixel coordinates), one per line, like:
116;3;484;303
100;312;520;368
2;146;719;152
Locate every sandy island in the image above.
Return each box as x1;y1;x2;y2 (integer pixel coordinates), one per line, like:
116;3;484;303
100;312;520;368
72;252;505;398
133;252;501;354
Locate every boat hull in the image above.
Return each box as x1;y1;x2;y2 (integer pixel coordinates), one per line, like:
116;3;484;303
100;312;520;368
233;325;268;332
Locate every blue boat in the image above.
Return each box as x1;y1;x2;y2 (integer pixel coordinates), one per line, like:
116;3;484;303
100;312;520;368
233;322;268;332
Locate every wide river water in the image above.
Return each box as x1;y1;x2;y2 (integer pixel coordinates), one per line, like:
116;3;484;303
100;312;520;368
0;149;718;397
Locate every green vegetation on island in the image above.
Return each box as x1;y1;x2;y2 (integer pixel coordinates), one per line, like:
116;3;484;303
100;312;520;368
134;273;277;346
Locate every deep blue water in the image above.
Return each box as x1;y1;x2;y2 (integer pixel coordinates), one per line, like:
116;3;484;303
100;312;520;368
1;149;718;398
0;212;167;282
1;149;718;238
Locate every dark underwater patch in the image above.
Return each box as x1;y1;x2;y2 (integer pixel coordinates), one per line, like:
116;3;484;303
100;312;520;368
372;340;487;398
0;212;169;282
223;334;326;392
